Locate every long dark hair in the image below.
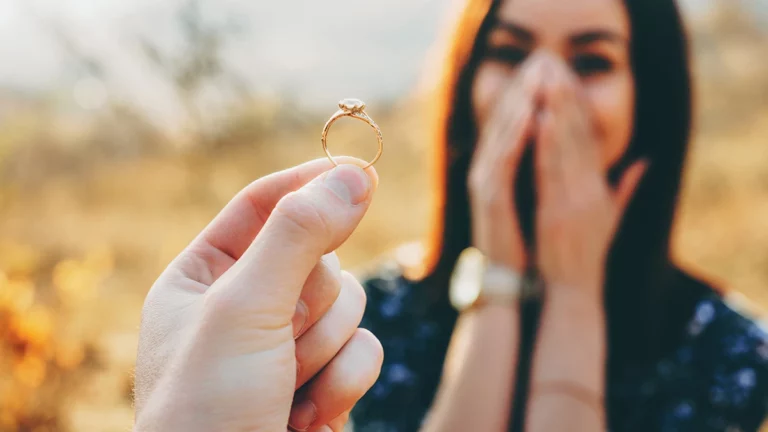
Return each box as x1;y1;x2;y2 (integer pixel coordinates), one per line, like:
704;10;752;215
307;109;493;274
416;0;710;428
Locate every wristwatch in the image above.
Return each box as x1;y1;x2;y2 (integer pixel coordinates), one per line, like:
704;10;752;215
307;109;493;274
449;247;528;312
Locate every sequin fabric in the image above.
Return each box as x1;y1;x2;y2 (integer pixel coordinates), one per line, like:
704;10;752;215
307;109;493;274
350;269;768;432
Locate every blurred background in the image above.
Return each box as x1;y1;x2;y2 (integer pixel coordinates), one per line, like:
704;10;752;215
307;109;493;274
0;0;766;430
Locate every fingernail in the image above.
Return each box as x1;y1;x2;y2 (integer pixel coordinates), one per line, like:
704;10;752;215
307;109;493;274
292;300;308;339
324;164;371;205
288;400;317;431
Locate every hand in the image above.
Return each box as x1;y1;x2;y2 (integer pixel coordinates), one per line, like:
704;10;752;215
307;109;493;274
468;54;547;271
133;158;383;432
534;57;647;299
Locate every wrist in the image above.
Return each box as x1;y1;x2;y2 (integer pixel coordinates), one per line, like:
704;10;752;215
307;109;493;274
537;290;607;392
543;288;606;348
545;286;604;315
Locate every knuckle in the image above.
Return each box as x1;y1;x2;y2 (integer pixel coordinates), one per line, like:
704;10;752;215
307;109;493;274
326;330;384;400
352;328;385;372
202;285;284;333
274;191;333;240
315;256;342;295
303;261;343;318
172;248;218;286
332;329;384;397
324;265;343;298
341;271;367;314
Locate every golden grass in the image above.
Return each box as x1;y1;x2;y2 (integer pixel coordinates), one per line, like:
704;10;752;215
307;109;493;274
1;16;768;430
0;100;766;430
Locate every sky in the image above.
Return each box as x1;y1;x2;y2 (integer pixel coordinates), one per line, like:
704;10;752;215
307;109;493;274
0;0;761;124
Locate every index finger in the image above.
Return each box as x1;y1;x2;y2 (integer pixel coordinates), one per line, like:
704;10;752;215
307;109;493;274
485;54;547;135
211;162;377;329
181;156;378;285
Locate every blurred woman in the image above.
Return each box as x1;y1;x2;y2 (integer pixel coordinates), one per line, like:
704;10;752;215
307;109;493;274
351;0;768;430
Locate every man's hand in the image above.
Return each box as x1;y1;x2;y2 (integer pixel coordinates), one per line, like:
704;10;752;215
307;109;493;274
134;157;383;432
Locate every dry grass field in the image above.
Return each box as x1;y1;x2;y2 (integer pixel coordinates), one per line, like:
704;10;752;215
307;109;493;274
0;4;766;431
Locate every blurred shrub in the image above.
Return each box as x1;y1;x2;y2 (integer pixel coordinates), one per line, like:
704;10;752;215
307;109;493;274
0;242;112;431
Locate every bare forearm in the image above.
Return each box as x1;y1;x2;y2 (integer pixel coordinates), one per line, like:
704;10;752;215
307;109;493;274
422;305;520;432
525;290;607;432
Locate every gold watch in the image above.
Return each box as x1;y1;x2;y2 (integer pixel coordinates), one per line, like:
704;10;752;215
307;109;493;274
449;247;525;312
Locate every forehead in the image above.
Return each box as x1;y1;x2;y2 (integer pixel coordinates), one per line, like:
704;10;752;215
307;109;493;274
496;0;630;37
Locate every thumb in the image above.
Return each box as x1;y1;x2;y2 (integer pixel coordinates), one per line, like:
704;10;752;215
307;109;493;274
216;163;377;321
614;159;648;216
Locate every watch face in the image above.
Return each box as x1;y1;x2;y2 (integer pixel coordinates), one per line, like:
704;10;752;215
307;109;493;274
449;247;484;311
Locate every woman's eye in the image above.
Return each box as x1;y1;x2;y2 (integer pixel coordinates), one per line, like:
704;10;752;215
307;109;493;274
484;46;528;67
572;54;614;76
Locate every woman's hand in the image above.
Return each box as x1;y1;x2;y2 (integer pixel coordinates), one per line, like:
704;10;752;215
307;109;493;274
133;158;383;432
524;57;643;432
534;57;647;299
468;54;547;270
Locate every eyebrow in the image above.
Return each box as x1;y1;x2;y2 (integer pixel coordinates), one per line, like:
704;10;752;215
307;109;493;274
494;20;628;46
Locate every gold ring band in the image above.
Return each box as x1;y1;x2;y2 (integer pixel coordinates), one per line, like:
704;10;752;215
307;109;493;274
321;99;383;169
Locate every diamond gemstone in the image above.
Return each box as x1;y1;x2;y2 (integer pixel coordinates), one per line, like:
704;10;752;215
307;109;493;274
339;98;366;113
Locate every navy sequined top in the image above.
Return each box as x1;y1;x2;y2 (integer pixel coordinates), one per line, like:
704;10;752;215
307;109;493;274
350;264;768;432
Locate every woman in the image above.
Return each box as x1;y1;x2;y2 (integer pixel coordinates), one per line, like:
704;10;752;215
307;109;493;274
351;0;768;431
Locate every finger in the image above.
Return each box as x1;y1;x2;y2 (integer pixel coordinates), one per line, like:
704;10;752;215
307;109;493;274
180;156;378;285
535;107;560;205
211;162;377;327
493;54;544;116
295;272;366;388
470;59;543;193
305;411;351;432
470;104;536;198
481;55;545;153
289;329;384;432
541;62;580;187
497;101;536;166
614;159;649;215
293;252;342;339
556;67;601;174
323;410;351;432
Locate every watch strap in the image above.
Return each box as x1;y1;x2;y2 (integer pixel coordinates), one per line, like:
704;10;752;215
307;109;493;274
479;263;523;302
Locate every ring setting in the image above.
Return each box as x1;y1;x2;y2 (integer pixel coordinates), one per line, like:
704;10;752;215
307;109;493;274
321;98;383;169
